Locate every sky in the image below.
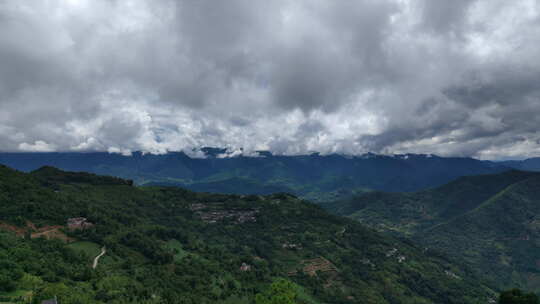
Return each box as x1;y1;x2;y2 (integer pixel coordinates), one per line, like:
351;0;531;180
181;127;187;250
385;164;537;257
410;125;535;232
0;0;539;159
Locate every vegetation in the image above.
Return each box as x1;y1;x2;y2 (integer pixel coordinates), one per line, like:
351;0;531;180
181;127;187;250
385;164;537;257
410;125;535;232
66;241;102;261
323;170;540;293
0;165;494;303
0;151;508;201
499;289;539;304
255;278;298;304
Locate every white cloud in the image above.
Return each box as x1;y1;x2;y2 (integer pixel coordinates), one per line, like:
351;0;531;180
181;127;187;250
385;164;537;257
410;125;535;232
18;140;57;152
0;0;539;159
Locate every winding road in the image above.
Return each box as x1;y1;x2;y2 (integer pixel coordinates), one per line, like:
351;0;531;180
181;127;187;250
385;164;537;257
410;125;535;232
92;247;106;269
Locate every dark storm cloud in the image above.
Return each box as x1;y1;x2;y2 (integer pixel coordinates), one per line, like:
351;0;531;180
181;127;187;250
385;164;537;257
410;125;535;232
444;67;540;108
268;1;398;112
0;0;539;159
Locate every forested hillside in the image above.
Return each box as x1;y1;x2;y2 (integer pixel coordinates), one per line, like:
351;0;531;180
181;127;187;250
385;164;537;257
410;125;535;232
0;165;493;303
0;151;508;201
502;158;540;172
323;170;540;293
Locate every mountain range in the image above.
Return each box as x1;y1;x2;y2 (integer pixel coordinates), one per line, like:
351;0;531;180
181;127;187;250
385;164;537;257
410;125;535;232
3;150;536;201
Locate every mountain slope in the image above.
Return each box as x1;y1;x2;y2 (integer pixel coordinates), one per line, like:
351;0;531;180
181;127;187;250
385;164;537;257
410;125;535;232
420;176;540;292
0;165;493;303
323;170;540;292
0;151;510;201
502;158;540;172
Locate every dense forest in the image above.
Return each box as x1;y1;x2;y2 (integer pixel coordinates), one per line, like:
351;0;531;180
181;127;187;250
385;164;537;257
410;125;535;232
0;165;495;303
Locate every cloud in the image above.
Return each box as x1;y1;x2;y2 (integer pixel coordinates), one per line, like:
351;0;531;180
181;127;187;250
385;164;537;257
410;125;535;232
19;140;56;152
418;0;477;34
0;0;539;159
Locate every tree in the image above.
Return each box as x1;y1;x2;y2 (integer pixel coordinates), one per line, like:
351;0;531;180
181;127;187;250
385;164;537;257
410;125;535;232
0;259;23;292
0;274;17;292
255;278;298;304
499;289;539;304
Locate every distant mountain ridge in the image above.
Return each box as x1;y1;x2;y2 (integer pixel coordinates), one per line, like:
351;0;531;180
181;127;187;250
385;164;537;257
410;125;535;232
0;151;512;201
501;158;540;172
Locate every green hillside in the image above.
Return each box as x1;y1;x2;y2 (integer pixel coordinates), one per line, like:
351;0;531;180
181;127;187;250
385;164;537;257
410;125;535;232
323;170;540;292
0;165;493;303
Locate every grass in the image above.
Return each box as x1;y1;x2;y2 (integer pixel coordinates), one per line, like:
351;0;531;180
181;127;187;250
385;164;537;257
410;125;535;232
0;289;32;304
67;241;102;259
0;290;29;297
164;239;188;262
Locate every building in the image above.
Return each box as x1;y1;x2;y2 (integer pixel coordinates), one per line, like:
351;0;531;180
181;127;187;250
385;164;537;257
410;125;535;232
67;217;94;230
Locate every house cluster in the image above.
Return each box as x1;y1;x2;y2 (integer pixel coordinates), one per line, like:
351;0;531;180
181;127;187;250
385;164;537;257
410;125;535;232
198;209;258;224
67;217;94;230
444;270;461;279
190;203;259;224
239;262;251;272
385;247;406;263
288;257;338;278
281;242;302;250
234;210;259;224
189;203;207;211
385;248;398;257
301;257;337;277
359;258;375;268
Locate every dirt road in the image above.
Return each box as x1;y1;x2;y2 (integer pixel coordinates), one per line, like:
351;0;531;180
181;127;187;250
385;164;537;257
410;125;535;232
92;247;106;269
